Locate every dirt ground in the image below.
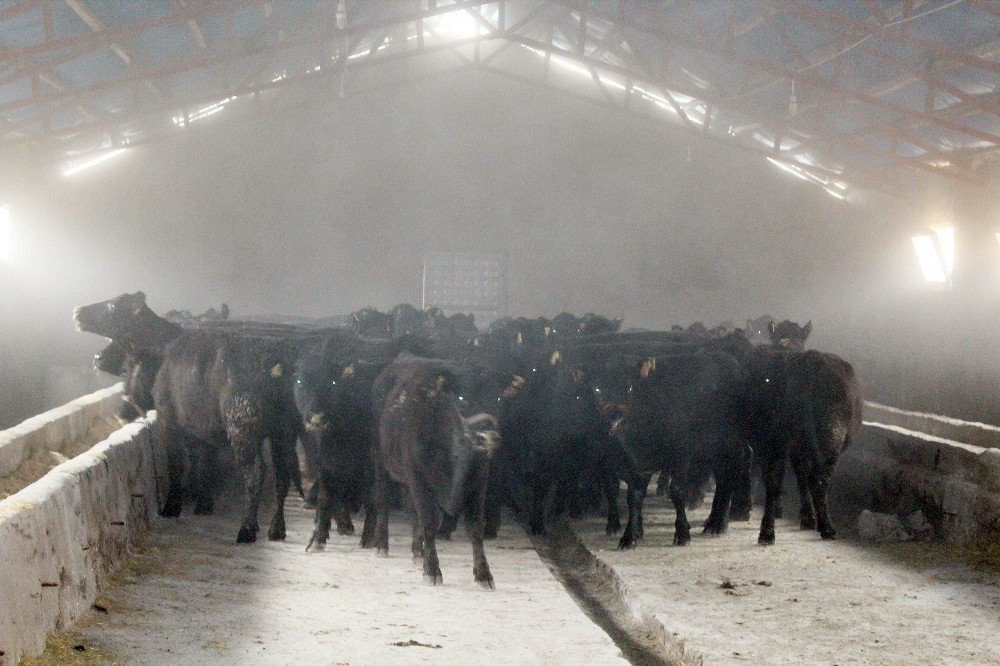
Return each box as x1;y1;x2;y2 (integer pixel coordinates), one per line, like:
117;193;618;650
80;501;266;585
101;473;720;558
52;497;628;665
0;414;120;500
574;492;1000;666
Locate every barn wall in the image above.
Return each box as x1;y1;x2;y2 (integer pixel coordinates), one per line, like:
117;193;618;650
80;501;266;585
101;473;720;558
1;71;997;426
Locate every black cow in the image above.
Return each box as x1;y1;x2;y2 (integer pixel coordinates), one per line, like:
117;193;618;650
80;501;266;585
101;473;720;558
296;332;428;550
350;307;393;339
371;355;500;587
75;292;182;420
154;331;301;543
769;319;812;351
613;351;751;549
748;349;862;545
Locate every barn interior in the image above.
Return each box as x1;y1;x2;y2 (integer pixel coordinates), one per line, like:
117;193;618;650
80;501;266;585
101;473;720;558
0;2;998;665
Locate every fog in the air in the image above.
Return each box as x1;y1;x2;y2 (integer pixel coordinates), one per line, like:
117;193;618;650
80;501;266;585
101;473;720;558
2;70;999;427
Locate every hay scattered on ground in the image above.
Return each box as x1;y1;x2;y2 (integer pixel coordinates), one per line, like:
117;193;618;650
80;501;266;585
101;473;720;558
20;633;121;666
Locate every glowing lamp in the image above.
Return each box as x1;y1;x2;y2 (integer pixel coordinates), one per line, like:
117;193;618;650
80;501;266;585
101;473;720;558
911;227;955;285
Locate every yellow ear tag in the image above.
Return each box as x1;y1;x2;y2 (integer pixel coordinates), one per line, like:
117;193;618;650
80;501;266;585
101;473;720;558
550;350;561;366
640;358;656;379
511;375;525;388
544;326;551;336
516;332;523;345
341;363;356;379
436;375;447;390
270;363;284;378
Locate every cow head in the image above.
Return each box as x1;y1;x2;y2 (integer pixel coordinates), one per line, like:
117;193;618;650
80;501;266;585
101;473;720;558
768;319;812;351
745;315;776;347
73;292;151;339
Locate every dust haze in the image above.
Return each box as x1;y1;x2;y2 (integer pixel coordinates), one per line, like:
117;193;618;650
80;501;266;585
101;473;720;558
2;71;999;427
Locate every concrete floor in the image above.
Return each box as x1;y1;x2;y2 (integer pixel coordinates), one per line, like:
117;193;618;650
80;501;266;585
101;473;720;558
575;492;1000;666
64;496;628;665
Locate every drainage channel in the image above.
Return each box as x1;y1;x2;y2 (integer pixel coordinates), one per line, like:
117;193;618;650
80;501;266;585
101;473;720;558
528;520;691;666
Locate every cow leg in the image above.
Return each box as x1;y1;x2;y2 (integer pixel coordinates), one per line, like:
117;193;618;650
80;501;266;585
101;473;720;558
603;470;621;535
618;473;650;550
193;445;219;515
438;512;458;540
528;473;550;535
655;468;669;496
359;496;377;549
333;487;356;536
793;459;817;530
268;437;294;541
373;464;391;557
669;479;691;546
704;466;734;536
409;496;425;564
159;424;191;518
465;466;494;589
729;446;754;522
810;475;837;540
412;483;442;585
758;455;786;546
233;440;265;544
307;473;334;551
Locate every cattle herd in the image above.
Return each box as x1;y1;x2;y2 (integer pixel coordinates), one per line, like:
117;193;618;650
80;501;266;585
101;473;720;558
73;294;862;588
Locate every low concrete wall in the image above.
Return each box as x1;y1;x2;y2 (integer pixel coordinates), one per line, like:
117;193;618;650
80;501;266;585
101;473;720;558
0;412;162;665
0;383;124;478
864;401;1000;451
832;421;1000;542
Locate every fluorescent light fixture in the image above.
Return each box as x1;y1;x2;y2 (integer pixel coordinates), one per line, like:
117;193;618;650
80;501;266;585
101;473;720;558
912;234;948;283
173;97;232;126
63;148;126;177
766;156;811;182
0;206;9;261
934;226;955;275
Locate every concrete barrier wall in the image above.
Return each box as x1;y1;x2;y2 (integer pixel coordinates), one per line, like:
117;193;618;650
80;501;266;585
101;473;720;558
832;421;1000;542
0;383;124;478
0;413;162;665
864;401;1000;451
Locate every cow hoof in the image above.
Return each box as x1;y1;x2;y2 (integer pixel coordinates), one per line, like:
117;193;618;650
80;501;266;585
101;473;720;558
267;527;286;541
617;537;637;550
476;577;496;590
423;572;443;586
237;527;258;544
306;538;325;552
376;547;389;558
160;499;182;518
820;529;837;540
673;533;691;546
758;532;775;546
606;520;622;536
336;524;355;536
800;517;817;530
702;525;726;536
484;527;498;540
360;537;375;549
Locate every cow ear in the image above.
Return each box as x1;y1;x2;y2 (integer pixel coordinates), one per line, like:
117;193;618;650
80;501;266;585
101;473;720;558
134;291;146;302
803;321;812;336
516;331;523;345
